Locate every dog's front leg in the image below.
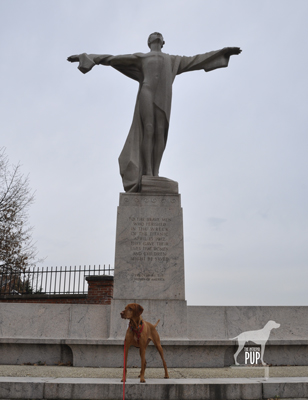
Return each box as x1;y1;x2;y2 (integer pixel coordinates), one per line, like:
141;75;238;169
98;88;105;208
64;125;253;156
121;341;130;382
139;347;146;383
138;352;147;379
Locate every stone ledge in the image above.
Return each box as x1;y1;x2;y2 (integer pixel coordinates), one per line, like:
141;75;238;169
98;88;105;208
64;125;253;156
0;376;308;400
119;192;181;207
85;275;114;282
0;294;87;300
1;337;308;346
2;338;308;368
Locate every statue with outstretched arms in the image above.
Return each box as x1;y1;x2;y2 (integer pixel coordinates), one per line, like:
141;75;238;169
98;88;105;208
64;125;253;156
68;32;241;192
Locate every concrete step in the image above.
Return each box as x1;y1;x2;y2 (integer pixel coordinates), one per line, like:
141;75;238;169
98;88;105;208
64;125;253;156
1;376;308;399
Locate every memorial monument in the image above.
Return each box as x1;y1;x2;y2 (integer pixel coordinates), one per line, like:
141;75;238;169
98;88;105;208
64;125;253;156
68;33;241;339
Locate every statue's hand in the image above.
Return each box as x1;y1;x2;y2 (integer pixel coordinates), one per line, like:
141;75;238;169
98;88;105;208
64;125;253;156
67;55;80;63
224;47;242;57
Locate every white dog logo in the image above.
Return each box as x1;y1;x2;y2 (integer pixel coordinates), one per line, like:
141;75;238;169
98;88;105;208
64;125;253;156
230;320;280;365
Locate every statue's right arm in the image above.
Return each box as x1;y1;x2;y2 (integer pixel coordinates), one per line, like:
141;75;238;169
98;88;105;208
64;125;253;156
67;53;112;74
94;53;140;67
67;53;140;74
67;53;139;65
67;54;112;65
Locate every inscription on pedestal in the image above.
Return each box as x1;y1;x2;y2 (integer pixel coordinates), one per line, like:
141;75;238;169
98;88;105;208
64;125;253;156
114;194;185;300
130;216;170;281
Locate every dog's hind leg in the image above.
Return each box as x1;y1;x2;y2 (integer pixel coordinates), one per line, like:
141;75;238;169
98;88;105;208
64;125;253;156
153;339;169;378
151;329;169;378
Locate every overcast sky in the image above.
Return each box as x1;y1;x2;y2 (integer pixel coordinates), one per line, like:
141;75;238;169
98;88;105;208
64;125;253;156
1;0;307;306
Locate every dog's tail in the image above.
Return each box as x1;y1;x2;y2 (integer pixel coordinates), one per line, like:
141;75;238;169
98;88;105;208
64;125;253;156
229;335;239;340
154;319;160;328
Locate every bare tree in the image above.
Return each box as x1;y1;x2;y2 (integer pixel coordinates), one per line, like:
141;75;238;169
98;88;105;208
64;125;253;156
0;148;39;277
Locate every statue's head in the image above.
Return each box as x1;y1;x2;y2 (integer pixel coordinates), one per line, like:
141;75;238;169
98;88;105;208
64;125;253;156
148;32;165;49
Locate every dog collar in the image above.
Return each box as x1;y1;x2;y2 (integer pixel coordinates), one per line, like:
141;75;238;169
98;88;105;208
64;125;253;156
129;320;144;343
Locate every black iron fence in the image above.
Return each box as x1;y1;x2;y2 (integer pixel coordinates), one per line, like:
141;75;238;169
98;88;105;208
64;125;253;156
0;265;114;295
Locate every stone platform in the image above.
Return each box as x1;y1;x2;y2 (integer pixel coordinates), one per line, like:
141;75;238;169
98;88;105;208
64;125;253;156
1;303;308;367
1;375;308;399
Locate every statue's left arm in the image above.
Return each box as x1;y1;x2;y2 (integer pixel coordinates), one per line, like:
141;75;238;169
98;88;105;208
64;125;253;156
176;47;241;75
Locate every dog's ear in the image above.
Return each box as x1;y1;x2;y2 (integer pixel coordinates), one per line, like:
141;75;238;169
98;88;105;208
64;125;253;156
136;304;144;316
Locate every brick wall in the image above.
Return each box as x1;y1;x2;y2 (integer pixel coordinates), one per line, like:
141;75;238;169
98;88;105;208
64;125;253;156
86;275;114;304
0;275;114;304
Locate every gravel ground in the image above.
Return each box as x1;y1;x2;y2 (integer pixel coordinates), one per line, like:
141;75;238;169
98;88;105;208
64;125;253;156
0;365;307;379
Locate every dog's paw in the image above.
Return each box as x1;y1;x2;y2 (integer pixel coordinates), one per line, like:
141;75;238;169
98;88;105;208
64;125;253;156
164;376;169;379
140;378;146;383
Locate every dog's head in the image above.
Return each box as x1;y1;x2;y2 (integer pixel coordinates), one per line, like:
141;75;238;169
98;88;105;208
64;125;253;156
120;303;144;320
267;320;281;330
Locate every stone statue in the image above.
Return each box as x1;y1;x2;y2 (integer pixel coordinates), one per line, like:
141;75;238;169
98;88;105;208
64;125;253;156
68;32;241;192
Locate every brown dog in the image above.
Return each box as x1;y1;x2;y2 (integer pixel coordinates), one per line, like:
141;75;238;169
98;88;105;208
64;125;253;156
120;303;169;383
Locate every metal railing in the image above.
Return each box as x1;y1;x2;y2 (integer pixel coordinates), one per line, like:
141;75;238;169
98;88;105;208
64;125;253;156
0;265;114;295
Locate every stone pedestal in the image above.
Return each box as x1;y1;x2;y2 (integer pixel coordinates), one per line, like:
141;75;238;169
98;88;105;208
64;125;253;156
109;193;187;339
